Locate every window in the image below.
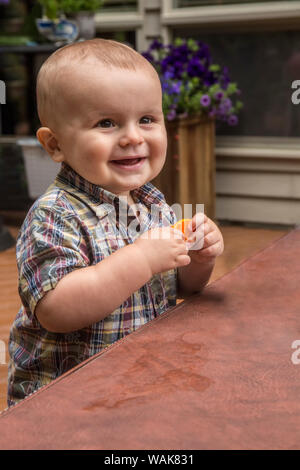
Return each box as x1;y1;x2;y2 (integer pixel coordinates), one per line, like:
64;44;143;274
172;28;300;137
174;0;298;6
96;30;136;49
101;0;138;12
168;0;300;137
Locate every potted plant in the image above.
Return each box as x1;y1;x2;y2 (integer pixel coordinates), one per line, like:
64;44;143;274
142;38;243;219
36;0;79;43
38;0;104;40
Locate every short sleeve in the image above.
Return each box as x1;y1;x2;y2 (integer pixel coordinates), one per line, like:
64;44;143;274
17;205;90;318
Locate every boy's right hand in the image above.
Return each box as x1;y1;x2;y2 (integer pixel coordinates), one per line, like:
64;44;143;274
134;226;191;276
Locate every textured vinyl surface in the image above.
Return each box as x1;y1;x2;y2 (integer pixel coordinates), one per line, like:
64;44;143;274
0;229;300;450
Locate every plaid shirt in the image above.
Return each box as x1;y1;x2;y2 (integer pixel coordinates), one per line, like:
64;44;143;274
8;163;177;406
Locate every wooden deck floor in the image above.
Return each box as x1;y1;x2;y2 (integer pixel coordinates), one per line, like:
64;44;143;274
0;223;289;412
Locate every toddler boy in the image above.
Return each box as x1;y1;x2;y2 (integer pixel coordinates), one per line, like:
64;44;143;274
8;39;224;406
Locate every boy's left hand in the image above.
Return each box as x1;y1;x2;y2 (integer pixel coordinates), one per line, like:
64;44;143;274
185;213;224;263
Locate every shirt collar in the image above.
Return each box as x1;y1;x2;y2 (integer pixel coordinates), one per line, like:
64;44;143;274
54;163;167;219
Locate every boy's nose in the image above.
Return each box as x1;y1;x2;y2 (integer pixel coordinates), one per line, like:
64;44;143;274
119;125;144;147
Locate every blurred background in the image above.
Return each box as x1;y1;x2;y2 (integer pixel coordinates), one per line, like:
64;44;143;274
1;0;300;224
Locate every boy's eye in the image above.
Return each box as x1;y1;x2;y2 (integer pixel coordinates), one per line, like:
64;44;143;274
140;116;153;124
97;119;115;128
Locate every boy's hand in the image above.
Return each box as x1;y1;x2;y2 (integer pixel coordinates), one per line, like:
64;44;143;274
185;213;224;263
135;226;191;276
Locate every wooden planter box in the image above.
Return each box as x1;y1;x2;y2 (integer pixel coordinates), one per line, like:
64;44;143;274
151;116;216;220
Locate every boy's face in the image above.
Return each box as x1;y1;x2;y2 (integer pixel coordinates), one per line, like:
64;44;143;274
50;62;167;200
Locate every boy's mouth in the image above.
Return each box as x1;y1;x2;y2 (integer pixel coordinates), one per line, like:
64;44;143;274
113;158;141;165
110;157;146;168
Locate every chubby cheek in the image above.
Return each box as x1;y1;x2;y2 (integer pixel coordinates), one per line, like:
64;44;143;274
151;133;167;171
80;136;110;165
68;136;110;181
81;134;104;157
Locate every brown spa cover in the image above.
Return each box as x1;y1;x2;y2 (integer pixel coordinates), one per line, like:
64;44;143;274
0;229;300;450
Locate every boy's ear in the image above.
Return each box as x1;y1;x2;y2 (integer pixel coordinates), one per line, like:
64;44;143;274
36;127;64;163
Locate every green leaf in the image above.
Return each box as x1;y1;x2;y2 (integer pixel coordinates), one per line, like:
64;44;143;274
209;64;220;72
226;82;238;94
39;0;103;17
207;83;220;95
174;37;184;46
187;38;198;51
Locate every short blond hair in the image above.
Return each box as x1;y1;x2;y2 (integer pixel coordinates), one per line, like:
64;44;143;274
36;38;158;128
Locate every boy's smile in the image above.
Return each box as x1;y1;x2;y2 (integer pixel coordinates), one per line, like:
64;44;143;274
45;62;167;202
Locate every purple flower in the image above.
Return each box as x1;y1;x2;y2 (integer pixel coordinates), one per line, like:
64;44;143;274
173;60;184;78
223;97;232;108
203;72;216;87
161;57;173;74
167;109;177;121
196;42;211;61
187;58;205;77
164;70;174;80
214;91;224;100
142;38;242;126
161;80;170;93
200;95;211;107
177;44;190;54
161;79;181;96
227;115;238;126
171;81;182;94
219;97;232;114
150;39;163;51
